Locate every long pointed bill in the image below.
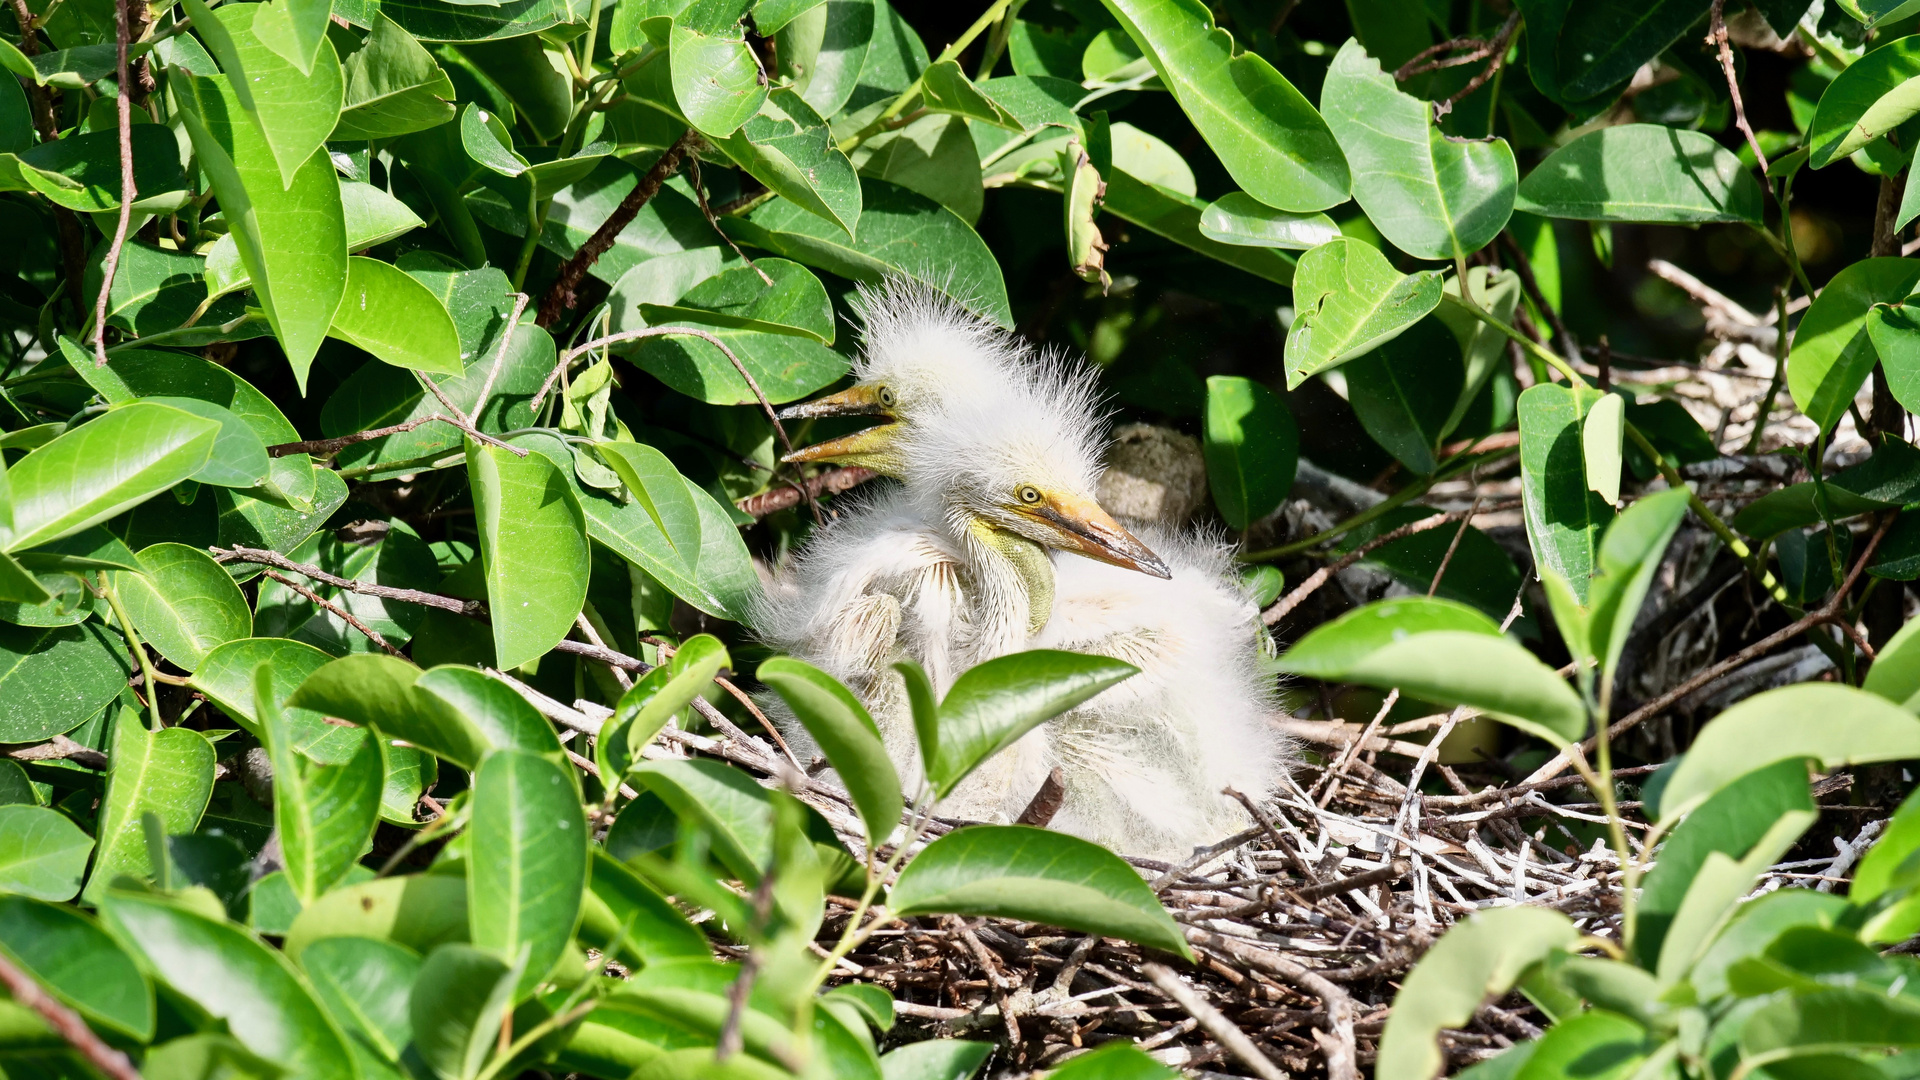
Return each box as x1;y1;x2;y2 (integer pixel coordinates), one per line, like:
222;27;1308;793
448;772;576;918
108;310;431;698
776;384;892;421
1024;493;1172;579
779;422;904;468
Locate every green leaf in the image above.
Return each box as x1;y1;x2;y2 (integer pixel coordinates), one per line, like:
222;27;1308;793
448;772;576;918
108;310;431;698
1321;39;1514;261
616;635;729;767
283;873;469;963
112;543;253;671
0;550;51;605
1283;238;1444;388
0;896;152;1039
1518;382;1616;604
1100;170;1299;285
191;637;351;757
1809;36;1920;167
1511;1011;1655;1080
410;943;520;1080
1658;683;1920;820
258;666;383;903
289;654;488;768
301;936;421;1065
1865;614;1920;710
1733;438;1920;538
383;0;581;42
847;113;980;223
466;441;590;670
640;258;836;343
1343;317;1462;476
1581;392;1625;506
333;14;458;139
1341;630;1588;745
204;180;423;306
772;0;870;116
328;257;465;375
1690;889;1850;999
721;178;1010;328
1554;0;1712;100
923;650;1137;799
578;849;711;966
16;125;189;213
1040;1043;1177;1080
1656;810;1817;982
0;805;93;900
593;440;704;570
455;34;572;142
1375;906;1579;1080
1514;124;1765;225
1277;596;1503;678
217;3;347;187
1095;0;1347;212
1741;988;1920;1060
1202;375;1298;530
81;241;263;350
1587;488;1691;679
759;656;901;842
890;825;1191;959
671;0;766;138
101;892;358;1076
878;1040;996;1080
175;71;348;390
251;0;333;76
2;402;218;551
631;758;776;882
143;1034;285;1080
1197;192;1339;250
470;749;587;996
707;87;861;236
414;665;566;762
1633;758;1814;970
0;622;129;743
86;718;217;905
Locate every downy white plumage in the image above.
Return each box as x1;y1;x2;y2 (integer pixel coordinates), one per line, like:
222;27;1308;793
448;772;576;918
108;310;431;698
755;281;1289;856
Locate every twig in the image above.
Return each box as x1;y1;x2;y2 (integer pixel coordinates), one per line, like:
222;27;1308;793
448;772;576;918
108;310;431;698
1708;0;1769;173
687;153;772;286
573;613;631;691
537;130;698;327
212;546;485;616
1016;768;1068;827
267;415;478;459
7;734;108;770
417;372;526;456
261;568;403;657
1262;502;1517;626
1428;496;1483;596
737;466;877;516
471;292;530;422
1143;964;1288;1080
90;0;137;366
1292;859;1411;902
1183;928;1361;1080
0;950;143;1080
1433;10;1519;118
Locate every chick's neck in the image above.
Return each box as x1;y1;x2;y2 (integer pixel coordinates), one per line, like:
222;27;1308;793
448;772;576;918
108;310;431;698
963;518;1055;641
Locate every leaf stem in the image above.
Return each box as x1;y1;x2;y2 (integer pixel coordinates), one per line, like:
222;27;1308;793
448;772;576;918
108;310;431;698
834;0;1017;152
97;572;162;731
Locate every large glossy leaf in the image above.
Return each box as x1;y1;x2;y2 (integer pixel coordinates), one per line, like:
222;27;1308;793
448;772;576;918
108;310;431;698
259;666;384;903
1586;488;1691;679
1202;375;1298;530
1197;192;1339;250
1809;36;1920;166
15;125;189;212
0;805;93;900
1278;596;1503;679
1792;259;1920;433
1656;811;1816;981
283;873;469;963
84;720;217;904
670;0;765;137
722;178;1010;329
631;758;779;882
1868;300;1920;417
759;657;901;842
289;654;488;768
607;637;728;780
1633;758;1813;970
1733;439;1920;538
889;825;1192;959
577;850;711;967
101;893;357;1076
1658;684;1920;820
329;257;464;375
639;259;835;343
455;35;571;142
0;622;129;743
1321;39;1514;260
1866;614;1920;711
383;0;581;41
175;71;348;389
1375;906;1579;1080
1101;170;1300;285
774;0;872;117
707;87;861;236
923;651;1137;799
1554;0;1711;100
113;543;253;671
410;943;519;1080
1518;382;1615;604
1283;238;1444;388
1343;317;1462;476
333;14;456;138
1741;988;1920;1059
216;3;346;186
1096;0;1347;212
850;113;983;223
470;749;587;996
1514;125;1765;225
191;637;353;759
1341;631;1588;745
0;896;152;1039
467;441;590;670
877;1040;995;1080
2;402;218;551
413;665;566;762
627;323;849;406
301;936;421;1066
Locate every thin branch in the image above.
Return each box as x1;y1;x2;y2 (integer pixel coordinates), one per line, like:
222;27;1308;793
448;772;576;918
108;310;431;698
0;950;143;1080
91;0;137;366
471;291;530;422
1432;10;1519;119
1184;927;1361;1080
687;153;772;286
417;372;527;456
737;466;877;516
1708;0;1769;173
1428;495;1483;596
212;546;485;616
1143;964;1288;1080
260;568;404;658
536;130;698;328
266;414;475;459
7;733;108;770
1262;501;1517;626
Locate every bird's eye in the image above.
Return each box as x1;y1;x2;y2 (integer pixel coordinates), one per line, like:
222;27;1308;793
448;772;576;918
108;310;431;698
1018;486;1042;504
877;386;897;407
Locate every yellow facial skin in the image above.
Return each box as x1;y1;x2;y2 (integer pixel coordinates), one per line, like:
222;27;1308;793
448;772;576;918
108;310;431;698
777;385;908;475
1010;489;1171;580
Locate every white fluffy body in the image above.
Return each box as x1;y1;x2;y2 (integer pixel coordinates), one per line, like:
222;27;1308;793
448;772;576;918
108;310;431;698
757;282;1291;856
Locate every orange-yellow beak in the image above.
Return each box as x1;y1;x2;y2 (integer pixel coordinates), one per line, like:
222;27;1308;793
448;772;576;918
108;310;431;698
777;385;905;473
1019;492;1171;578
